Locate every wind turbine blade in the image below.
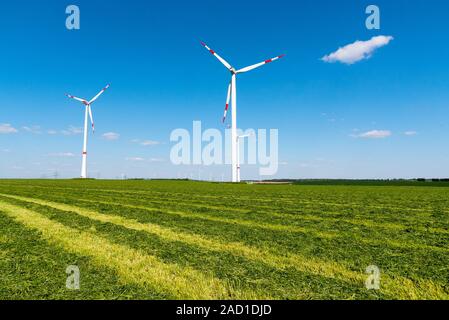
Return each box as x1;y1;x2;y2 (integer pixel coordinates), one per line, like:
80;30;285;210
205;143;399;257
66;94;89;105
222;81;232;123
88;105;95;133
236;54;285;74
89;84;110;104
200;41;233;71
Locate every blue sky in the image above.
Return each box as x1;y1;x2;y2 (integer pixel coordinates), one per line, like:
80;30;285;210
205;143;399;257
1;0;449;180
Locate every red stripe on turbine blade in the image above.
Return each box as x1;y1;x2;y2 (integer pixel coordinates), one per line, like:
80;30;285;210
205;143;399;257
278;54;286;59
225;103;229;110
82;152;87;155
210;50;215;54
265;59;273;64
200;41;206;46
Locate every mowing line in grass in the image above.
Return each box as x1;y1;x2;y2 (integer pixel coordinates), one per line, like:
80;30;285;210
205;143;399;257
0;195;351;277
71;192;449;236
0;192;337;239
2;189;448;254
82;192;448;237
66;197;338;239
0;212;173;300
3;184;449;234
65;197;449;253
2;194;447;300
3;184;448;225
3;191;447;254
3;186;447;241
0;201;260;300
5;200;369;299
30;184;449;214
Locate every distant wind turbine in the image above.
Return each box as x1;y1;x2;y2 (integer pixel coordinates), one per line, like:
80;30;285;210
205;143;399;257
200;41;284;182
66;84;110;179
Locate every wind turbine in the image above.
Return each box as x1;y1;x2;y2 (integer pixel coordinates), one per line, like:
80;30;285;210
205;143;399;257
200;41;284;182
66;84;110;179
236;133;253;183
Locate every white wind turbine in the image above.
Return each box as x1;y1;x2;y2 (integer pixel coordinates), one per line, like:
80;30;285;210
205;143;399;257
200;41;284;182
66;84;110;179
236;133;253;183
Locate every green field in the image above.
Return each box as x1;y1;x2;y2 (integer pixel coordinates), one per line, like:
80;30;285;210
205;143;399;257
0;179;448;300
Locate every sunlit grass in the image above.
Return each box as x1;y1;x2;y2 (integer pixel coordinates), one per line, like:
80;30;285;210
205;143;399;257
0;179;448;300
0;200;257;299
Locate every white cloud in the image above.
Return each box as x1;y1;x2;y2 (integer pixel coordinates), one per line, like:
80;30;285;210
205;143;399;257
126;157;145;162
404;131;417;136
125;157;164;163
131;139;161;146
61;126;83;136
102;132;120;141
47;130;58;135
22;125;42;134
0;123;18;134
140;140;160;146
322;35;394;65
1;149;10;153
353;130;392;139
49;152;75;157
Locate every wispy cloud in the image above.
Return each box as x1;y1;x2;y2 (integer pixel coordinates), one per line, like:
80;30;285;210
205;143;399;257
141;140;160;146
61;126;83;136
322;35;394;65
102;132;120;141
404;131;418;136
126;157;164;163
126;157;146;162
352;130;392;139
0;123;18;134
47;130;58;135
48;152;75;157
22;125;42;134
132;139;161;146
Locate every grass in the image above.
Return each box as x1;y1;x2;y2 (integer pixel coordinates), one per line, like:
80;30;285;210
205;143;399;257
0;179;448;300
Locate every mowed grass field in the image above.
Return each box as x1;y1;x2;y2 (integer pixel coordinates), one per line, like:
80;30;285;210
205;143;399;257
0;179;448;300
